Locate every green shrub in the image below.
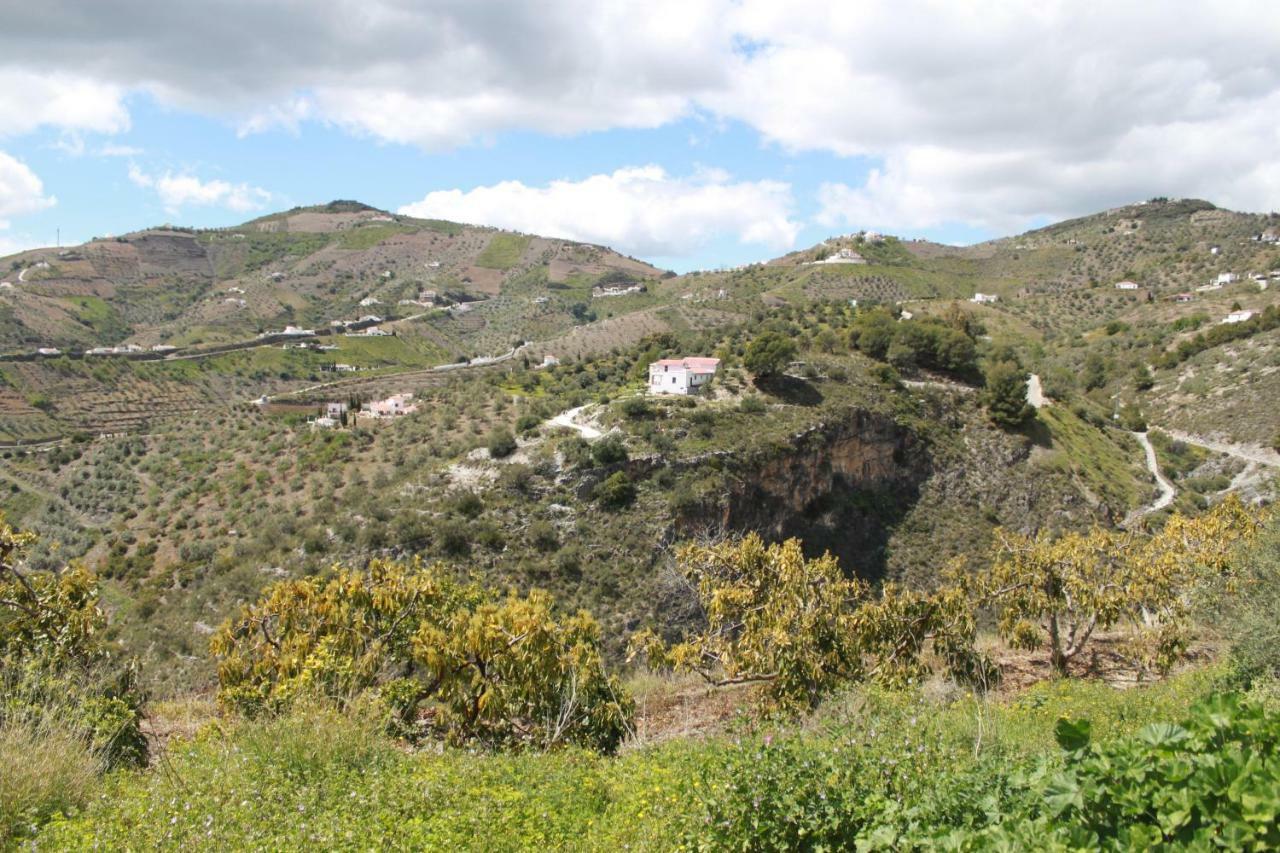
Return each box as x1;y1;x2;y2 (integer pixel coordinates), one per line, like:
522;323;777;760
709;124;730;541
487;427;518;459
958;695;1280;850
596;472;636;509
591;434;628;466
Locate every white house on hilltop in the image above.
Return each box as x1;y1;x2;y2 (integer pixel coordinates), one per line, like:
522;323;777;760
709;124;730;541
648;357;720;395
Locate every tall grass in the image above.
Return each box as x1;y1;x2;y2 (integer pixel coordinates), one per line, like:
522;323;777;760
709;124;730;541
0;712;101;845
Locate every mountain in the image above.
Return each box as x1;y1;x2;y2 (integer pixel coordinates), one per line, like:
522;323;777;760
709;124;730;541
1;198;1276;694
0;201;666;353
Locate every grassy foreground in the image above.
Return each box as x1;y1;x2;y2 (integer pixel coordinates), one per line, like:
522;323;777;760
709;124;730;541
24;668;1231;851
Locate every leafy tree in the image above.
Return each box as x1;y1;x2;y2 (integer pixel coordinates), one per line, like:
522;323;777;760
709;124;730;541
630;535;989;711
0;517;146;768
1082;351;1109;390
982;360;1033;428
969;497;1266;675
743;332;797;379
486;427;517;459
211;559;633;752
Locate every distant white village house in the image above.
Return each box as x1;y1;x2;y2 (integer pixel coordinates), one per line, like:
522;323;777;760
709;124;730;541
971;292;999;304
540;354;560;368
810;247;866;265
1222;310;1256;325
1114;281;1139;290
648;357;721;395
1216;272;1239;285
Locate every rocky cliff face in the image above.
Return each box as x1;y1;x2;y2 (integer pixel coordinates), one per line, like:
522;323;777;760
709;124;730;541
676;408;930;581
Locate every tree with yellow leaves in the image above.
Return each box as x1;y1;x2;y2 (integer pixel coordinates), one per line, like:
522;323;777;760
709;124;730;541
628;534;991;711
211;558;634;752
971;496;1267;676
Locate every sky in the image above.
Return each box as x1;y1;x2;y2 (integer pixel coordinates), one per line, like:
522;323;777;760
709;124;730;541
1;1;1278;272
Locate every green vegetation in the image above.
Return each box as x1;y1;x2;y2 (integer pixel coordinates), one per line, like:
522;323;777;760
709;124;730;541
743;330;797;378
476;233;532;270
24;669;1252;850
212;559;632;751
982;359;1033;428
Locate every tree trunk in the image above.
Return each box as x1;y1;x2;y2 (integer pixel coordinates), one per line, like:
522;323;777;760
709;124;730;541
1048;613;1068;675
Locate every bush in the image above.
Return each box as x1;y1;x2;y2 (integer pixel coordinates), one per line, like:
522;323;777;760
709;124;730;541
617;397;651;419
1221;520;1280;686
487;427;518;459
960;695;1280;850
596;472;636;509
738;394;766;414
591;434;628;466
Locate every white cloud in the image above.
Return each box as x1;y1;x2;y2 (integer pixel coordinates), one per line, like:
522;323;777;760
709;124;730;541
0;151;56;228
97;143;144;158
0;69;129;136
128;165;271;214
399;166;799;257
3;1;1280;230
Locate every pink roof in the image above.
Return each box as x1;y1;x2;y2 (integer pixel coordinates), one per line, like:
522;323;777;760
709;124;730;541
652;357;720;371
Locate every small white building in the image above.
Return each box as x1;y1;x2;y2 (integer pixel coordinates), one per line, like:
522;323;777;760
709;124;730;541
814;247;866;265
36;347;61;356
1222;310;1256;325
541;354;560;368
1114;281;1139;290
971;292;999;304
648;357;721;395
1216;272;1239;285
359;296;381;307
151;344;177;353
326;402;349;418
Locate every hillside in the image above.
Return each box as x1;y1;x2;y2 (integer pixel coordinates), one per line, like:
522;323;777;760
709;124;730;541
4;199;1280;851
0;196;1276;696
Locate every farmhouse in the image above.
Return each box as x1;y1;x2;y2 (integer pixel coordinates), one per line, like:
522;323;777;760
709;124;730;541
648;357;720;395
1222;310;1256;325
365;393;417;417
1216;272;1239;285
326;402;349;418
540;354;560;368
1173;292;1196;303
1114;281;1139;290
971;292;999;304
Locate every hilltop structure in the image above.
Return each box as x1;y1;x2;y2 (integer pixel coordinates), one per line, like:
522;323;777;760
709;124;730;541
648;357;720;395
